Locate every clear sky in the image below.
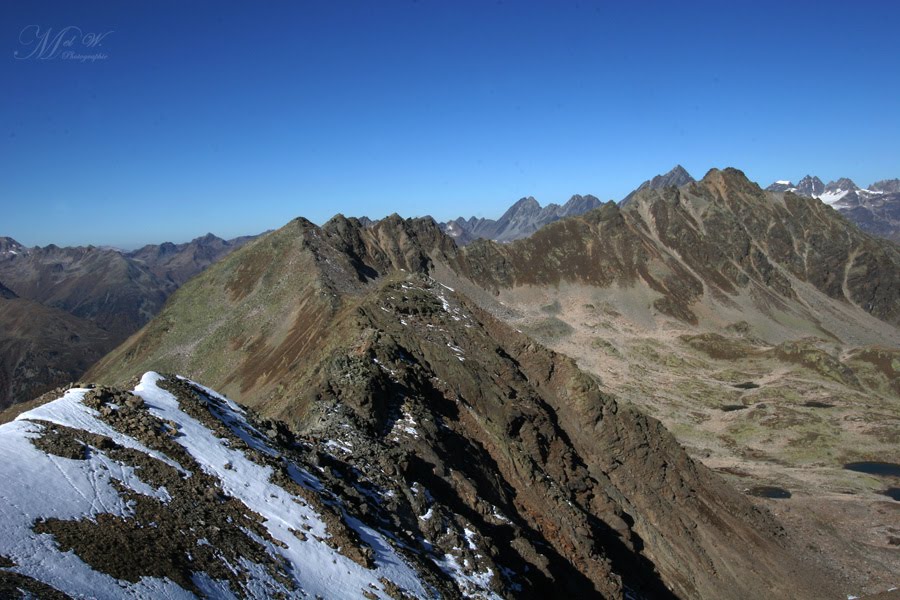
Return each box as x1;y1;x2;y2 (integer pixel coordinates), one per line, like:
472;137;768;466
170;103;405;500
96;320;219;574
3;1;899;248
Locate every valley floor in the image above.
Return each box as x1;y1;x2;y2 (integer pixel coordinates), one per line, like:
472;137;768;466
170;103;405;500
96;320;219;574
466;281;900;598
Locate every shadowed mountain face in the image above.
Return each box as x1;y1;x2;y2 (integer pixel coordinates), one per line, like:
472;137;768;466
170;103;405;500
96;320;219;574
837;191;900;242
0;282;16;300
86;199;862;597
870;179;900;194
0;292;111;409
796;175;826;197
0;233;256;407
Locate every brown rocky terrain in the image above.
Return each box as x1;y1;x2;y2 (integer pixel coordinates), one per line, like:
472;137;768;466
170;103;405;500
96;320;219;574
432;168;900;596
0;233;255;407
89;168;900;596
86;209;860;597
0;286;111;410
0;240;172;340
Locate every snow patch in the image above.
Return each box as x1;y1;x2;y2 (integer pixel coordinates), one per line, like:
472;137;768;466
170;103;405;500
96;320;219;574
818;189;849;205
0;373;440;599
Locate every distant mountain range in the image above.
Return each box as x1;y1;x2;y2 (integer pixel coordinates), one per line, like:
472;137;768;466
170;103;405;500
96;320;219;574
127;232;260;286
88;170;887;596
440;194;605;245
620;164;696;205
0;233;258;408
766;176;900;242
438;166;699;246
2;166;898;597
81;167;900;597
438;167;900;247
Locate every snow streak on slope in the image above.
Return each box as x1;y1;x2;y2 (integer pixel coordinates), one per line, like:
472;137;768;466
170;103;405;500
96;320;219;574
0;373;443;599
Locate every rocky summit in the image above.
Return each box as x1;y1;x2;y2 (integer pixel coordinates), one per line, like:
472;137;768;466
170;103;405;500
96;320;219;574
0;373;473;599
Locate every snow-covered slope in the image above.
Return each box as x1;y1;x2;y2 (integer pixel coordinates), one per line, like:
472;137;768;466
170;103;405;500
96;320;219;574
764;175;900;241
0;373;497;599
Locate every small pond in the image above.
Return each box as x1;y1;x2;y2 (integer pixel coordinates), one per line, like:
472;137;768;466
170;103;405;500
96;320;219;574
733;382;759;390
803;401;834;408
746;486;791;499
881;488;900;501
843;462;900;478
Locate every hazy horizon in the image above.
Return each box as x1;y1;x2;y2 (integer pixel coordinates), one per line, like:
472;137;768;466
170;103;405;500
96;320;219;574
4;0;899;248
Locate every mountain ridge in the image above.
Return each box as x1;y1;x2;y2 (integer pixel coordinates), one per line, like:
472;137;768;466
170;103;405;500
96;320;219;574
84;168;900;595
86;264;838;598
448;168;899;332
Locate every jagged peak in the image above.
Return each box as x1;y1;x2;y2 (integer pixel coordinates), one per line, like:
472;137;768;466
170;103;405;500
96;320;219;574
621;165;696;205
507;196;541;212
288;216;318;229
696;168;768;202
869;178;900;193
700;167;752;185
192;232;222;244
668;164;693;178
323;213;353;227
563;193;601;206
0;237;24;251
825;177;859;192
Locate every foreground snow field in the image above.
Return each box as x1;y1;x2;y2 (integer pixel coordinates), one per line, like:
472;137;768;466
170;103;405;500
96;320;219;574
0;372;500;599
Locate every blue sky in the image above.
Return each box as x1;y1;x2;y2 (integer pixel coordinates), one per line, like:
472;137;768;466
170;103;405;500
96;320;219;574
2;1;899;248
